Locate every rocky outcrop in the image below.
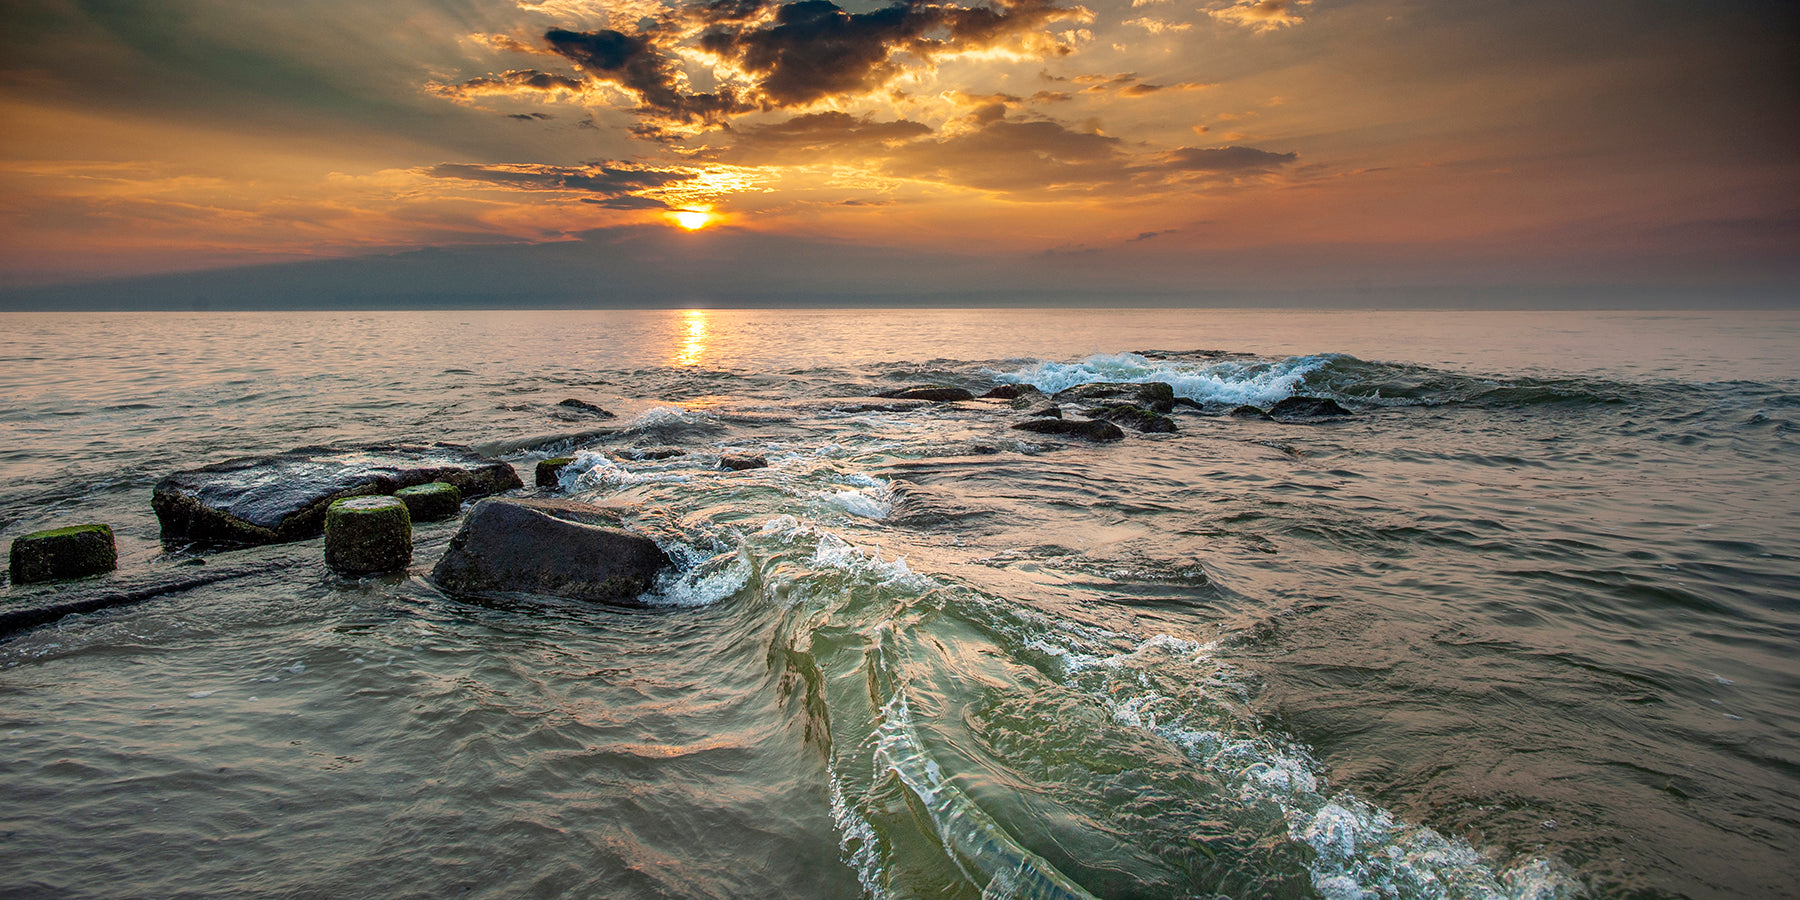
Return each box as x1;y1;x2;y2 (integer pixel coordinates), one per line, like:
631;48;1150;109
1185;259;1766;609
1011;418;1126;442
874;386;975;402
9;524;117;584
719;453;768;471
1052;382;1177;413
1092;405;1177;433
536;457;574;488
430;498;669;604
1268;396;1352;418
152;444;521;547
1228;405;1274;419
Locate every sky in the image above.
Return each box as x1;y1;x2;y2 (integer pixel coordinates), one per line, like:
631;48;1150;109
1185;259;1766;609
1;0;1796;305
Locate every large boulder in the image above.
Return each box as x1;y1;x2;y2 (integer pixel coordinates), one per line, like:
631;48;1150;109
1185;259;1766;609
1011;418;1126;442
431;498;669;604
1052;382;1177;413
153;443;521;546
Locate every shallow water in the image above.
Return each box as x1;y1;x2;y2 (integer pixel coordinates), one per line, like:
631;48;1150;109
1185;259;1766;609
2;309;1798;899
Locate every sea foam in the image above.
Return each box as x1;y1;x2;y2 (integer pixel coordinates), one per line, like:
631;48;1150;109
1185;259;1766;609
990;352;1336;407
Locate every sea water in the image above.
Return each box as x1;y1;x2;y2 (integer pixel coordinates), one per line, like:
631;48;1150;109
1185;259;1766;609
1;308;1796;898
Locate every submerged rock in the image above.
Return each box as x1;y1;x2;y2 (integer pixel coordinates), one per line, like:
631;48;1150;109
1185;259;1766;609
430;498;669;604
152;444;521;547
719;453;769;471
612;447;687;461
1269;396;1352;418
1052;382;1176;413
1022;403;1063;419
324;497;412;576
1229;405;1274;419
9;524;117;584
1011;418;1126;442
394;481;462;522
874;386;975;402
536;457;575;488
556;398;616;417
1093;405;1178;434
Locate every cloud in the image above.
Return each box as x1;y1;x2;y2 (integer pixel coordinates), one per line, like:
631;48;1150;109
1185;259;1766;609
544;28;746;125
1206;0;1309;33
429;69;586;101
1162;145;1297;171
1123;17;1192;34
885;116;1131;194
698;111;933;162
426;162;696;208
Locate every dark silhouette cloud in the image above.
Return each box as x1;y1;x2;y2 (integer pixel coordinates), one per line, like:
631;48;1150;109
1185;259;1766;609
698;111;932;162
430;69;585;100
427;163;694;207
1163;145;1297;171
544;28;746;125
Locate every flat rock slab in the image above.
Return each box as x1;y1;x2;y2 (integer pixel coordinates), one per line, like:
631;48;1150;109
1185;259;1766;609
154;443;521;546
430;498;670;605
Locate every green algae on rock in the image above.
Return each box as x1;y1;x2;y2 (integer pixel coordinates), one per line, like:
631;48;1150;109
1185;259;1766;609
394;481;462;522
9;524;117;584
324;497;412;576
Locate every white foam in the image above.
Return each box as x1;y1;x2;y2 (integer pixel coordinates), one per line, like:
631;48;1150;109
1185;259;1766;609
561;450;691;490
643;548;752;608
829;489;893;519
621;405;718;432
988;352;1337;407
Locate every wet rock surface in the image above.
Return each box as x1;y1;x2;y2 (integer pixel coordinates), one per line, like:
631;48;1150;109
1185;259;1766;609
1268;396;1352;418
556;398;616;417
324;497;412;576
1011;418;1126;442
395;482;463;522
719;453;769;471
1092;405;1178;433
874;386;975;402
152;444;521;547
430;498;670;604
1052;381;1176;413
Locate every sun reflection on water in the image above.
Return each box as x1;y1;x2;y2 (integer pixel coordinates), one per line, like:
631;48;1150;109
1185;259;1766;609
674;309;708;367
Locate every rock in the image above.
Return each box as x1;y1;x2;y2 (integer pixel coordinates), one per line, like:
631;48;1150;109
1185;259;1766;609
153;444;521;547
1052;382;1177;413
557;398;616;417
536;457;575;488
324;497;412;576
1093;405;1177;433
719;453;768;471
1022;403;1063;419
874;386;975;402
1228;405;1273;419
1011;418;1126;442
612;447;686;461
395;481;462;522
9;524;117;584
1269;396;1352;418
430;498;670;604
981;384;1038;400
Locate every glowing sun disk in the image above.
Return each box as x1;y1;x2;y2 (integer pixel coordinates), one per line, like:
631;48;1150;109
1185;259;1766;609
673;209;712;230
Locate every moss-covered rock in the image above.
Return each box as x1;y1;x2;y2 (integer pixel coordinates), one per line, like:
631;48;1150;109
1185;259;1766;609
324;497;411;576
982;384;1038;400
395;481;462;522
1268;396;1352;418
10;524;117;584
536;457;575;488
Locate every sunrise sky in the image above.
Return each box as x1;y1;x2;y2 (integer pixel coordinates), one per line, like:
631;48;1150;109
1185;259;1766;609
1;0;1795;304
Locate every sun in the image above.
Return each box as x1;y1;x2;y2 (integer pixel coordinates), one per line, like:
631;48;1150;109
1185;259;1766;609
671;209;714;230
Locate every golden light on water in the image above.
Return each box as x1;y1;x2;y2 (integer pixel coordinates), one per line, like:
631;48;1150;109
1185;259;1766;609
671;209;713;230
674;309;708;366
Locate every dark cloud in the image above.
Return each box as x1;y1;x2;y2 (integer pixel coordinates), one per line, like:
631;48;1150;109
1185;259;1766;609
1163;145;1297;171
507;112;555;120
427;163;693;207
544;28;746;125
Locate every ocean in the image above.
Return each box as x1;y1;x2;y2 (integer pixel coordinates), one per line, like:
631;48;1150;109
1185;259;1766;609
1;308;1796;899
